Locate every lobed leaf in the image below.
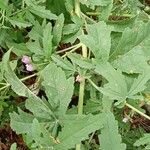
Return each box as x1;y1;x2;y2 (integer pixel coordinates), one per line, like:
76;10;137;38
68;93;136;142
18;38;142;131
79;21;112;61
55;114;103;149
95;62;127;101
41;63;74;115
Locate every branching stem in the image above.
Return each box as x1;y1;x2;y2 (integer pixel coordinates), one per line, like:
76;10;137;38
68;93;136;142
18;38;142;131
87;78;150;121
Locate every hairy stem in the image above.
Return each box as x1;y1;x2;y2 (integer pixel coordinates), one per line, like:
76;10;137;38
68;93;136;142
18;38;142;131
75;0;87;150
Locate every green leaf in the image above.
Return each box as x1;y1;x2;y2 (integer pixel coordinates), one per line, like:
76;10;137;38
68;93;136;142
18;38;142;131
98;97;126;150
24;0;35;6
65;0;74;14
84;100;102;114
8;19;32;28
67;53;94;69
10;111;54;148
80;0;112;9
53;14;64;46
47;0;70;21
95;62;127;101
26;41;43;55
3;50;55;120
98;1;113;21
2;50;29;97
55;114;103;149
99;112;126;150
134;134;150;149
112;46;149;74
31;119;54;147
128;68;150;98
51;54;74;71
63;28;82;44
25;93;54;120
42;23;53;59
10;108;34;134
99;111;126;150
110;21;150;60
41;63;74;115
95;62;150;101
6;42;31;56
28;21;43;41
63;23;80;35
0;0;8;10
10;143;17;150
29;5;57;20
79;21;111;61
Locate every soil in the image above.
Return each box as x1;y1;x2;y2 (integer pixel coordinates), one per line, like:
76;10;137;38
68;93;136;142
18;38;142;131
0;124;28;150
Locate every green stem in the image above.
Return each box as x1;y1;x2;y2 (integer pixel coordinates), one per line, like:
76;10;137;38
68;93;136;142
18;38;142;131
1;10;5;26
86;12;133;18
87;78;150;120
74;1;88;150
86;12;100;16
125;103;150;120
57;43;82;54
0;73;37;92
81;12;96;24
87;78;101;92
75;0;81;17
61;43;82;58
78;77;86;115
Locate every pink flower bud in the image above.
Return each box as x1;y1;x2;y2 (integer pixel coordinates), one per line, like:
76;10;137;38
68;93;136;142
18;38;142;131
22;55;31;64
25;64;34;72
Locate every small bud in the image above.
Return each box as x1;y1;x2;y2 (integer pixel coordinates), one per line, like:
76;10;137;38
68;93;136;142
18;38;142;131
25;64;34;72
22;55;31;64
122;117;128;123
76;75;84;83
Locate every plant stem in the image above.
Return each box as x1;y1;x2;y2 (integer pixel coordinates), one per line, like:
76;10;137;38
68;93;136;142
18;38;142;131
75;0;81;17
87;78;101;92
74;0;87;150
86;12;133;18
78;77;86;115
56;43;82;54
61;43;82;58
20;73;37;81
81;12;96;24
125;103;150;120
87;78;150;121
1;10;5;26
0;73;37;92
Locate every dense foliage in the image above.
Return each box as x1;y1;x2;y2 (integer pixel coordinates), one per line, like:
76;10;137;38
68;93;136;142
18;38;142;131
1;0;150;149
